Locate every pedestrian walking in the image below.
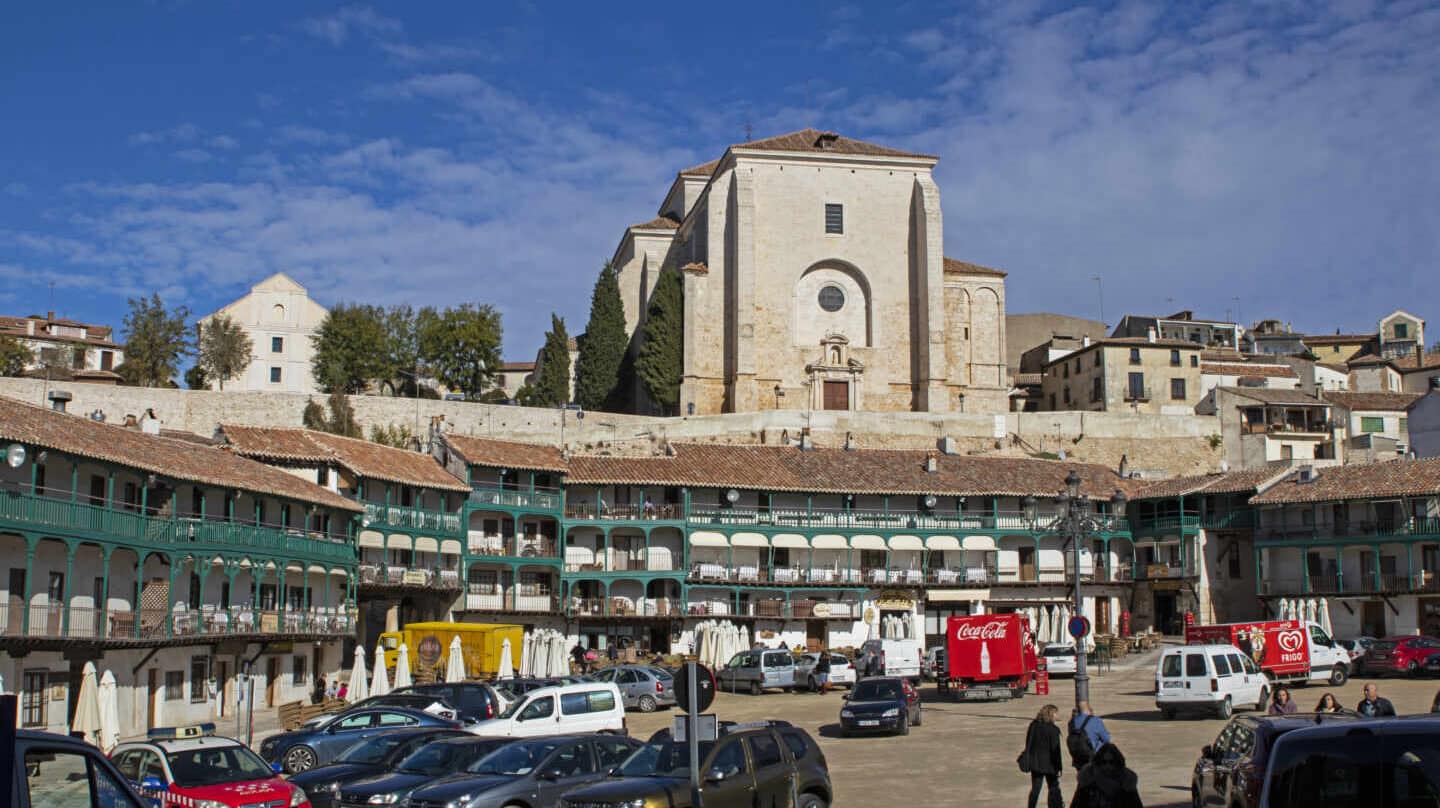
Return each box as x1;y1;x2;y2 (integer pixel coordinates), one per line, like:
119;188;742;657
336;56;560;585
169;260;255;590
571;642;590;673
1070;742;1144;808
1314;692;1342;713
1357;683;1396;717
1269;687;1297;715
1067;701;1111;772
312;676;326;705
1021;704;1065;808
814;651;832;695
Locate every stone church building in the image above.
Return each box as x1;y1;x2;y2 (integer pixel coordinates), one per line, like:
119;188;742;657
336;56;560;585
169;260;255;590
610;129;1008;415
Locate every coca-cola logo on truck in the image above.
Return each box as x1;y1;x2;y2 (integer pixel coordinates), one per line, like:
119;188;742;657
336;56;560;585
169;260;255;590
956;621;1009;641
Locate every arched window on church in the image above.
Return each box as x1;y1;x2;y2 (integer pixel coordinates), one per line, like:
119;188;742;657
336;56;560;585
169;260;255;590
272;303;286;322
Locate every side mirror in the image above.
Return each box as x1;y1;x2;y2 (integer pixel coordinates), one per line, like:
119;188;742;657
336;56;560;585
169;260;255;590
537;768;564;781
841;694;850;701
140;776;166;791
270;762;283;774
705;768;728;784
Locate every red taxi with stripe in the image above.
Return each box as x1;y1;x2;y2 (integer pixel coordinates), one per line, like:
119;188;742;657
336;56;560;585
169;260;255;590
111;724;310;808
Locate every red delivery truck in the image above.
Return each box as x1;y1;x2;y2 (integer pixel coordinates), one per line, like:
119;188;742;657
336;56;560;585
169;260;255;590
942;613;1038;701
1184;620;1351;686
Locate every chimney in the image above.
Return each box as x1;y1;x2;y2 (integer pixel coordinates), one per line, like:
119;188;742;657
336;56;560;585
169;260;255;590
844;431;856;451
925;455;938;473
800;433;814;451
939;436;957;455
123;414;138;428
47;390;71;412
1146;326;1157;343
47;310;54;322
1081;335;1091;348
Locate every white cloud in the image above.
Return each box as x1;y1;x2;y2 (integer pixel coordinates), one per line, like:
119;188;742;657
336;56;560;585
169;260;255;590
298;5;401;47
208;135;240;150
129;122;202;146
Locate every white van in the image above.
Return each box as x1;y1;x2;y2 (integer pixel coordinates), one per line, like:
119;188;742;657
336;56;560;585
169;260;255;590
860;639;922;682
467;682;626;738
1156;643;1268;719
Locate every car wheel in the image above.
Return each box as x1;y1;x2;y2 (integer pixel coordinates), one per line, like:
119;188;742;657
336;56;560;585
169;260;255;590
798;793;828;808
1256;687;1269;712
1408;660;1420;677
637;694;657;713
1330;665;1348;686
897;713;909;736
913;707;922;727
1217;696;1233;720
283;745;317;774
750;680;762;696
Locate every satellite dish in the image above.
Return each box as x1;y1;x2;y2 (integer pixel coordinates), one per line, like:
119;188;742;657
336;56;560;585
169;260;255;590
5;444;25;469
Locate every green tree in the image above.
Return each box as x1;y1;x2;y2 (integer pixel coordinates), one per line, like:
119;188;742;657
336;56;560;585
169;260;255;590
196;313;254;390
311;303;390;393
0;333;31;376
528;315;571;408
573;261;627;410
367;423;415;449
122;293;191;387
183;364;209;390
418;303;502;400
300;389;362;437
636;268;684;414
383;304;423;395
301;398;327;430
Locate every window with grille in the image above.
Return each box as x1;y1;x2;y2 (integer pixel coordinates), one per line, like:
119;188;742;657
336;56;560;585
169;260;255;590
165;671;183;701
1171;378;1187;400
271;336;284;353
21;671;46;727
269;367;281;383
1361;417;1384;433
468;568;499;593
190;657;208;703
824;203;843;234
292;655;306;686
1170;350;1181;366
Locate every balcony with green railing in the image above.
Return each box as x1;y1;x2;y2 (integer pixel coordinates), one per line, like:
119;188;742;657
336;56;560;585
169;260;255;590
1257;516;1440;545
0;485;355;566
683;506;1101;534
362;501;462;535
467;486;563;512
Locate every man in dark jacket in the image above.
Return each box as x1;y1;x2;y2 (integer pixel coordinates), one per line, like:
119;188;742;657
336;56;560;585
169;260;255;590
1024;704;1065;808
1357;682;1397;717
1070;742;1143;808
814;651;832;695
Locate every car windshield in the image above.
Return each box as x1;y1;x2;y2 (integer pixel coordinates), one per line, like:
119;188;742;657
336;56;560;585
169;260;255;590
397;742;480;775
646;667;673;680
497;693;542;719
851;680;901;700
1044;647;1075;657
618;740;716;778
468;741;559;776
166;745;274;787
337;734;413;765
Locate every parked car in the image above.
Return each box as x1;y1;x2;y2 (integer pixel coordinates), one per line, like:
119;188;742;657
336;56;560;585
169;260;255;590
394;682;507;723
858;639;922;681
112;725;308;808
1361;635;1440;676
921;647;944;680
1156;643;1268;719
795;652;857;690
1258;714;1440;806
1192;712;1359;808
405;733;641;808
287;727;470;808
493;677;572;701
298;692;464;729
16;727;149;808
719;649;797;695
561;721;833;808
590;665;677;712
336;735;513;808
1337;636;1377;670
259;706;461;773
1042;644;1078;676
469;682;627;738
839;676;922;736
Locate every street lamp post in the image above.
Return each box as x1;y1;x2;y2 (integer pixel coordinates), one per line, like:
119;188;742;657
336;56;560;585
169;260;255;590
1024;470;1127;708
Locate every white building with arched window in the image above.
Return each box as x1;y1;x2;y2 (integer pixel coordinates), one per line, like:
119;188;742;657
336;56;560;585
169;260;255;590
197;273;329;394
608;129;1008;415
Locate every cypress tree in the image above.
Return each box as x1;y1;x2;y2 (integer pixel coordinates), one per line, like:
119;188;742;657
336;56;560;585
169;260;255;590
573;261;627;410
636;268;684;414
528;315;571;408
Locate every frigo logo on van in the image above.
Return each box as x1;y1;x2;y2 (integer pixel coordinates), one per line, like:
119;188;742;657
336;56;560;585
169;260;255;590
1276;630;1305;654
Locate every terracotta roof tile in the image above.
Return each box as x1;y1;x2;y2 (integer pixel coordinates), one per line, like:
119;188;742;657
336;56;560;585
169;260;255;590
943;257;1007;278
681;262;709;275
631;216;680;231
1134;465;1292;500
1250;459;1440;504
1201;363;1298;379
678;158;720;177
731;129;936;161
443;434;568;473
1214;387;1327;405
500;361;535;372
1320;391;1422;411
1304;334;1373;345
220;426;468;492
0;398;360;511
1202;350;1248;361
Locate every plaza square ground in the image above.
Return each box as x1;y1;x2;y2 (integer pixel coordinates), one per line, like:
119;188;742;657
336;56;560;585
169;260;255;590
619;647;1440;808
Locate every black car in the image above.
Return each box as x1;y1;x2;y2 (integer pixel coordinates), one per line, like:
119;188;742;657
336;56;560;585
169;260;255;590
394;682;506;723
1259;714;1440;806
838;677;921;736
561;721;833;808
493;677;571;701
1192;712;1359;808
287;727;470;808
406;734;639;808
336;736;514;808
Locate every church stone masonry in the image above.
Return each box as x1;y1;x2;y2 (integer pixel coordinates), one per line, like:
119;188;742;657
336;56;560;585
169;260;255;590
608;129;1009;416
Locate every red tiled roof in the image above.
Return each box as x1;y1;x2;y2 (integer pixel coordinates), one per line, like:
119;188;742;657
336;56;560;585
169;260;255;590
1320;391;1422;412
1250;459;1440;504
443;434;568;473
942;257;1007;278
568;444;1133;498
500;361;535;372
0;398;360;511
1201;363;1297;378
731;129;936;160
1304;334;1373;345
220;426;468;492
0;315;121;348
1214;387;1327;406
631;216;680;231
678;158;720;177
1134;465;1292;500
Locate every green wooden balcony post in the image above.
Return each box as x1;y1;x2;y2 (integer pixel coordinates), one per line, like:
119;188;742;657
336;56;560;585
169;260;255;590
197;558;208;633
61;542;74;635
1373;544;1383;591
70;462;78;504
1301;549;1310;594
133;555;145;639
280;562;290;628
1407;544;1415;591
19;540;35;634
99;547;112;637
1336;549;1345;592
1253;546;1263;595
806;494;812;527
167;563;178;638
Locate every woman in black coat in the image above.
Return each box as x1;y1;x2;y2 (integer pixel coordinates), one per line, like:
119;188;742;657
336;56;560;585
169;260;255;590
1023;704;1065;808
1070;743;1144;808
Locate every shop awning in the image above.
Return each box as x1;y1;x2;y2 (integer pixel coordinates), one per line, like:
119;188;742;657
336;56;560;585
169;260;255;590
386;534;412;550
811;534;848;549
440;539;462;556
414;536;439;553
964;535;997;551
689;531;728;547
771;533;809;549
358;530;385;549
888;535;924;551
928;589;988;602
731;532;769;548
925;535;962;551
850;534;886;550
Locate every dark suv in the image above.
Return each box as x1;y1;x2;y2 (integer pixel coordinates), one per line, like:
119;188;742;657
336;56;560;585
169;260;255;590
1192;713;1359;808
394;682;506;723
560;721;832;808
1260;715;1440;807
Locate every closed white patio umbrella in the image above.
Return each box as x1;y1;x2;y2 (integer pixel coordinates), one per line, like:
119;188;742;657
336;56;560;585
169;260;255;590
550;634;568;677
519;632;532;678
1319;598;1333;636
533;634;550;678
98;670;120;754
1037;607;1052;647
393;644;412;689
348;646;369;702
448;635;469;682
71;661;101;747
371;642;391;697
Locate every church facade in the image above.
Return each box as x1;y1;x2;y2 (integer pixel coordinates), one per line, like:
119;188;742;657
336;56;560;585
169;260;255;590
609;129;1008;416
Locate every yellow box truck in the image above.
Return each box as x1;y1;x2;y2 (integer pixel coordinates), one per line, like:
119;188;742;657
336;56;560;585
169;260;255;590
379;622;524;680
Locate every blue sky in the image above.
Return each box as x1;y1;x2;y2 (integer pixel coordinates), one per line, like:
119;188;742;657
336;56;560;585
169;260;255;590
3;1;1438;360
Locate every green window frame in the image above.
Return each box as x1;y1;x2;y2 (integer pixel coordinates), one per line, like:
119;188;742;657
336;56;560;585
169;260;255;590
1360;416;1384;433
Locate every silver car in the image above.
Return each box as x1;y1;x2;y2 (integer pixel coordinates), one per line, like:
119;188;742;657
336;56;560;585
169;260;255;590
591;665;676;712
719;649;797;695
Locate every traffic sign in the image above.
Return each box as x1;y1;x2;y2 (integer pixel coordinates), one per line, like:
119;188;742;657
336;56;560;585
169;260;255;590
674;663;716;713
1068;615;1091;640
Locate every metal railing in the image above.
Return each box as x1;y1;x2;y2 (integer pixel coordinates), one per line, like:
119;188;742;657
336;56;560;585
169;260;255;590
0;603;356;640
1258;517;1440;542
362;502;462;534
469;486;562;511
565;503;685;521
684;507;1090;533
358;563;463;589
465;537;560;558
